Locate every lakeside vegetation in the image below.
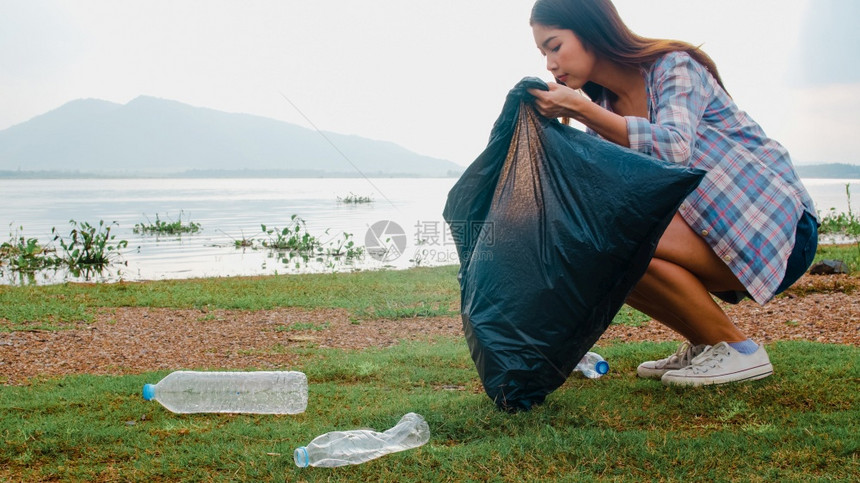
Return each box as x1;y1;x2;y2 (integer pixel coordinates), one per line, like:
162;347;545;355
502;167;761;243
818;184;859;237
1;213;367;284
1;220;127;279
133;212;202;235
337;192;374;204
258;217;364;266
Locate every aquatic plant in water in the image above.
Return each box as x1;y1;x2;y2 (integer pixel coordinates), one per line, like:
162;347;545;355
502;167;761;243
818;184;859;239
337;192;373;204
0;225;62;272
134;211;202;235
52;219;128;269
255;215;365;269
261;215;321;253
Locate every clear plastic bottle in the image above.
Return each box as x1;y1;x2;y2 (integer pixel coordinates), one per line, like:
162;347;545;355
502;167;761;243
294;412;430;468
142;370;307;414
575;352;609;379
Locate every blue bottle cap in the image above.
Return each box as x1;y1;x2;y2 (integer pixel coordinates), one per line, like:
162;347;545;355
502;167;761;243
142;384;156;401
294;447;310;468
595;360;609;375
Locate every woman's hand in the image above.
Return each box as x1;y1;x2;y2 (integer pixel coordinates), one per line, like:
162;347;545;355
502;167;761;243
527;83;584;119
528;82;631;147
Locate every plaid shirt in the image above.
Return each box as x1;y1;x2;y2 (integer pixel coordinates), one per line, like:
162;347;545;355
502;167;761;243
593;51;816;304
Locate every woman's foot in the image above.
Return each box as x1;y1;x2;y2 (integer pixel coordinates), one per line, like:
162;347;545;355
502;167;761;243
661;342;773;386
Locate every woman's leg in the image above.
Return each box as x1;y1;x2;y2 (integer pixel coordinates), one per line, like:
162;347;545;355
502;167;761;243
626;213;747;345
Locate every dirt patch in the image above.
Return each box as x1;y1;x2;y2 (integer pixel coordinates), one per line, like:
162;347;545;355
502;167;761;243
1;274;857;385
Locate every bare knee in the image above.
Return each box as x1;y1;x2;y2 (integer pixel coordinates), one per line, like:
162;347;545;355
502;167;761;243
629;257;672;301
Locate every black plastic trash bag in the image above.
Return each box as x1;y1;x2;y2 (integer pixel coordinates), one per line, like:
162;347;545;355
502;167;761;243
443;78;705;411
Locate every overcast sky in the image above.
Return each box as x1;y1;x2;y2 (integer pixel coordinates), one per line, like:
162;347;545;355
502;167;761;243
2;0;859;166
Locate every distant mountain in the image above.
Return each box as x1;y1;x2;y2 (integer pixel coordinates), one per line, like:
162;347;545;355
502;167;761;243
0;96;465;177
795;163;860;179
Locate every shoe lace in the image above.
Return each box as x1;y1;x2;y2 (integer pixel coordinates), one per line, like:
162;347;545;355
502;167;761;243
680;343;700;365
664;342;701;367
688;344;730;373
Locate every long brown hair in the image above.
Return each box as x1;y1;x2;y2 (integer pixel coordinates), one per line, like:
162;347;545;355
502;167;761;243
530;0;726;100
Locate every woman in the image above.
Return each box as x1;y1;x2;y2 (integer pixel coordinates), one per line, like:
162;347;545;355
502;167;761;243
528;0;818;386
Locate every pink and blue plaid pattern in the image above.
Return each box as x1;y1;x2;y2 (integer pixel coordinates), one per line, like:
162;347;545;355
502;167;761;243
599;52;816;304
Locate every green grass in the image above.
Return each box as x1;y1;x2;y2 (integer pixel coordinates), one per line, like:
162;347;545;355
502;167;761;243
0;265;462;329
4;240;857;331
611;305;651;327
0;263;649;330
815;242;860;273
274;321;330;332
0;339;857;481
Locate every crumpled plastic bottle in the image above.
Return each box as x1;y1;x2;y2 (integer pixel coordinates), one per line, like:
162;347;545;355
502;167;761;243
294;413;430;468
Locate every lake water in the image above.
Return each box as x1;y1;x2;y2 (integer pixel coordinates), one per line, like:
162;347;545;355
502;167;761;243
0;177;856;285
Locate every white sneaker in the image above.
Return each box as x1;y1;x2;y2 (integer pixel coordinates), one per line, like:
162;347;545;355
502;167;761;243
637;342;708;379
661;342;773;387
